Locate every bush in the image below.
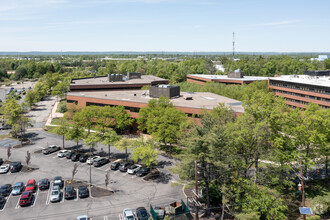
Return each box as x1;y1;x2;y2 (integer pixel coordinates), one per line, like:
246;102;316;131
57;100;67;113
307;215;321;220
311;192;330;215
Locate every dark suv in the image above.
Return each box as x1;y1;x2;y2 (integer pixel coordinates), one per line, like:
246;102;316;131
93;158;109;167
11;162;22;173
71;153;82;162
119;162;132;172
0;184;12;197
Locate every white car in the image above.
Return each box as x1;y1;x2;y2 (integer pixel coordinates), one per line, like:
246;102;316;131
50;185;61;203
123;208;135;220
0;164;10;174
57;150;69;158
127;164;142;175
77;215;90;220
87;156;100;165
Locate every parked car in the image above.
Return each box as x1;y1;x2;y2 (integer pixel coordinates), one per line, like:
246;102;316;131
0;195;5;205
65;151;74;159
119;162;132;172
0;164;10;174
65;186;75;199
136;167;151;177
78;186;89;198
136;207;149;220
123;208;135;220
57;150;69;158
127;164;142;175
79;155;89;163
93;157;109;167
39;179;50;190
42;145;60;155
50;185;61;203
19;191;33;206
25;179;36;192
12;182;25;196
87;156;100;165
71;153;82;162
0;124;11;130
110;159;123;170
10;162;22;173
53;176;64;188
77;215;90;220
6;87;15;95
0;184;12;197
0;158;3;165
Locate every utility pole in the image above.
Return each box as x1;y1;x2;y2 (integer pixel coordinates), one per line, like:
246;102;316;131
195;161;199;220
232;32;235;58
299;148;306;220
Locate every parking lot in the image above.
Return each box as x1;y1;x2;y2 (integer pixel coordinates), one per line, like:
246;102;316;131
0;85;183;220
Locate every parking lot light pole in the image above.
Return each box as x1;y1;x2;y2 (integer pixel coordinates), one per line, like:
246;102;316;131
298;147;306;220
89;144;92;189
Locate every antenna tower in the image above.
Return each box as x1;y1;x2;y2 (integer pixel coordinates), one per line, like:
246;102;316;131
232;32;235;57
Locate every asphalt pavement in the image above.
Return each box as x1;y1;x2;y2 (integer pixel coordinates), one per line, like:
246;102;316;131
0;91;184;220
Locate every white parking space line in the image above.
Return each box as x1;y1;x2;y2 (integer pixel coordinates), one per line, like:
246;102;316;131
74;190;78;202
52;155;58;159
15;196;21;209
38;146;45;149
60;181;66;203
104;216;108;220
6;172;11;175
45;183;52;205
31;189;39;207
1;194;11;211
60;157;66;160
119;214;123;220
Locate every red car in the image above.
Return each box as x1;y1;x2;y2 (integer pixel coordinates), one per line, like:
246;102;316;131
25;179;36;192
19;191;32;206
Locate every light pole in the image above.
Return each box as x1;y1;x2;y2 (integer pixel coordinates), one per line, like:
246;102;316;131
194;161;199;220
298;147;306;220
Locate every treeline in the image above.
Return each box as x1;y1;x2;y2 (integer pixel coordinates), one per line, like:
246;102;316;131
173;92;329;219
177;81;268;102
1;55;328;84
218;55;330;76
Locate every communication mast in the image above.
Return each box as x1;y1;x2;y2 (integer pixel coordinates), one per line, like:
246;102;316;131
232;32;235;57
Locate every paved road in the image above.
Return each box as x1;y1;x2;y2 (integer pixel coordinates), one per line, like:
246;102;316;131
0;95;184;220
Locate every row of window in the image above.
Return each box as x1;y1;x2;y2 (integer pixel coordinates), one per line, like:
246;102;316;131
270;80;330;94
70;100;200;117
273;89;330;102
285;98;329;109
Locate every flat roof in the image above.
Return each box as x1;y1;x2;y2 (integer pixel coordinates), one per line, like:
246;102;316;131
269;75;330;88
67;90;244;113
188;74;268;81
70;75;168;86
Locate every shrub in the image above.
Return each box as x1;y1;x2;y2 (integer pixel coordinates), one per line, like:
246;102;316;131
311;192;330;216
57;100;67;113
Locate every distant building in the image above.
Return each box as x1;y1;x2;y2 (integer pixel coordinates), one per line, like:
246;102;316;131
67;85;244;118
69;73;168;92
311;55;329;62
187;69;268;86
268;70;330;109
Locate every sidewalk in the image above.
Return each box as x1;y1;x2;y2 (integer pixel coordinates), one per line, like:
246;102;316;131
45;99;64;126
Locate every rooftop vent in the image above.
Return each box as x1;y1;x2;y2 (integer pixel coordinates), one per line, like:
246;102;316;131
228;69;244;78
149;85;180;99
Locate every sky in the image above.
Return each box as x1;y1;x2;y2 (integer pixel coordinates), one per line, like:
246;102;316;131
0;0;329;52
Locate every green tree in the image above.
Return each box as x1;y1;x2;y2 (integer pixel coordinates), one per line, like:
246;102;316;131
51;81;70;100
66;123;85;148
102;129;120;159
131;138;158;168
73;105;98;134
53;118;69;149
114;137;133;161
138;96;187;150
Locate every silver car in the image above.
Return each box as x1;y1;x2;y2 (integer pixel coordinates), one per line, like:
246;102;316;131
50;185;61;203
12;182;24;196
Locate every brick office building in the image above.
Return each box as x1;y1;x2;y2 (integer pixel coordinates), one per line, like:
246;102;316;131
187;70;268;86
67;85;244;118
69;72;169;92
268;71;330;109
